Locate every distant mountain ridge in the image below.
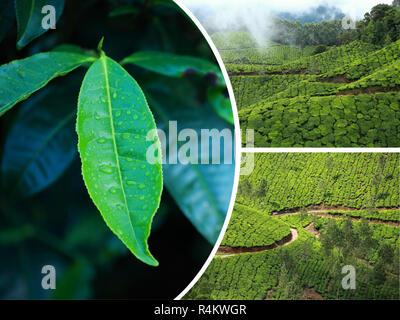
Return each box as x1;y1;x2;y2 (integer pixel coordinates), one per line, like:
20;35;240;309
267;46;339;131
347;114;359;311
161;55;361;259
276;5;346;24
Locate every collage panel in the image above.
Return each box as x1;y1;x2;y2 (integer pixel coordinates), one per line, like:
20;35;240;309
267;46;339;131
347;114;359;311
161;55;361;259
0;0;238;299
187;0;400;148
185;152;400;300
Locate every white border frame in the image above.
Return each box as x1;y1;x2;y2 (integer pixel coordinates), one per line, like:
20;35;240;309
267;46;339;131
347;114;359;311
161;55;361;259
243;148;400;153
173;0;242;300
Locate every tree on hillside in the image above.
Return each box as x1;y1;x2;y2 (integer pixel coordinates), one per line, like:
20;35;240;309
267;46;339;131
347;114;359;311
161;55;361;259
279;264;302;300
342;217;360;260
279;251;303;300
357;218;377;258
300;238;315;262
372;260;387;286
368;242;394;289
271;17;356;47
321;156;334;198
254;178;267;198
357;3;400;45
370;4;392;21
378;242;394;266
313;45;327;55
238;176;253;197
320;219;342;256
280;248;297;271
392;248;400;275
299;207;308;222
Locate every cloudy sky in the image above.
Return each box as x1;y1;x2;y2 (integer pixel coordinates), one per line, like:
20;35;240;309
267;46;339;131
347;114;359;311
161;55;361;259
180;0;393;19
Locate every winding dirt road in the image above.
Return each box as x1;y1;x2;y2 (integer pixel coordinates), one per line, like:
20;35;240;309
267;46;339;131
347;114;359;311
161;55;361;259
215;206;399;259
272;207;400;226
216;228;298;258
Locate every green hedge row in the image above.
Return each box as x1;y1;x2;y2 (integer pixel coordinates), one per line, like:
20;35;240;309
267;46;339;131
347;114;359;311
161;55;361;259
231;74;312;110
237;153;400;212
240;92;400;147
222;204;291;248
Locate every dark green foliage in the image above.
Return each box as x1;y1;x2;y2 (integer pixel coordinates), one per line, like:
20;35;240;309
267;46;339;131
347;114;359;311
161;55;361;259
378;242;395;265
271;17;356;47
0;0;234;299
371;260;387;285
1;86;77;199
271;2;400;47
327;209;400;222
313;45;327;55
357;3;400;45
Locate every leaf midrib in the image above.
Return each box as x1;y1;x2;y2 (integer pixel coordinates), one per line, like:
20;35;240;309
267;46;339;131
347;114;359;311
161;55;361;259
100;56;141;251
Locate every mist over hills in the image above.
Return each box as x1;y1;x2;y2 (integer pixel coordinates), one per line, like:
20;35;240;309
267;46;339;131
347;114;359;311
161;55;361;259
190;4;347;35
277;5;346;24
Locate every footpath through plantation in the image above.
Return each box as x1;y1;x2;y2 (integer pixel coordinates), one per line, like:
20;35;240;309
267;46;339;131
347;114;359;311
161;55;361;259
214;29;400;147
186;154;400;300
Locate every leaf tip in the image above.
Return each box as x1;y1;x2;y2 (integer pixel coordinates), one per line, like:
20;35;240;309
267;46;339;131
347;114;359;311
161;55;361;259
139;254;159;267
149;259;159;267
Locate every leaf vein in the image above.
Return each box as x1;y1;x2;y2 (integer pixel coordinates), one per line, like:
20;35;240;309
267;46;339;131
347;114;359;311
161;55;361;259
100;56;141;251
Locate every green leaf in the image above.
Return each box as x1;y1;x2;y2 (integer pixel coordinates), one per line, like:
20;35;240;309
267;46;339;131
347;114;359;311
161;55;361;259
0;52;95;116
15;0;65;49
207;86;234;124
1;85;77;199
77;54;163;267
145;79;235;244
0;0;14;43
121;51;225;85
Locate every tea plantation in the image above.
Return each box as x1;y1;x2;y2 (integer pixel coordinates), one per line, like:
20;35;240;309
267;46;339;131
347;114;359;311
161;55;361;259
215;30;400;147
185;154;400;300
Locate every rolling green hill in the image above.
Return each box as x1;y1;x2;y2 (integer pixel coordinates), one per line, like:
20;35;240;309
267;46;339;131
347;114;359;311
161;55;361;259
214;30;400;147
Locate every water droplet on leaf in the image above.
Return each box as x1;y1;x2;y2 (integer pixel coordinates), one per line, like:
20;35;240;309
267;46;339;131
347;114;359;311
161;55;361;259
99;165;113;173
